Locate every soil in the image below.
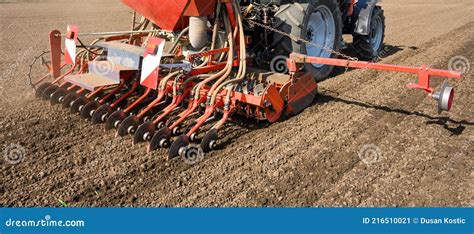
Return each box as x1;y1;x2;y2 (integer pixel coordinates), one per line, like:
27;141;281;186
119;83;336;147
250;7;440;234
0;0;473;207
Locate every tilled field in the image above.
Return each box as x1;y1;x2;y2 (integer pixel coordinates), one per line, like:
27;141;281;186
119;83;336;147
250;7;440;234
0;0;473;207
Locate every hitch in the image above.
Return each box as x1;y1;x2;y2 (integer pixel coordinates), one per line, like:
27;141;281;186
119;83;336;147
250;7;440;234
287;53;462;113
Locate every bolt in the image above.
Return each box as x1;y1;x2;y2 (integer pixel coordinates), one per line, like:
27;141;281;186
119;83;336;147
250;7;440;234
114;120;120;128
209;140;216;150
143;132;150;141
178;147;186;157
173;127;180;135
159;139;168;148
127;126;136;134
190;133;197;142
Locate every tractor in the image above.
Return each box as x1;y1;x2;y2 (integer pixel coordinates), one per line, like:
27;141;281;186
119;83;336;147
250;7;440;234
30;0;460;163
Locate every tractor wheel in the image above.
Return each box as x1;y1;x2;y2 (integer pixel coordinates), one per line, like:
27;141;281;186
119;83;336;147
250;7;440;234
272;0;343;81
352;6;385;59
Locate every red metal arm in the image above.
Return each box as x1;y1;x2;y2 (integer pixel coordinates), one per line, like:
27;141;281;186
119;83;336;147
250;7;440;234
288;53;462;94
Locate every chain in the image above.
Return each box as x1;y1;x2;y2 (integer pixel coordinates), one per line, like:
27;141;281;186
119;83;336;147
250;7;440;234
247;19;358;62
27;50;50;90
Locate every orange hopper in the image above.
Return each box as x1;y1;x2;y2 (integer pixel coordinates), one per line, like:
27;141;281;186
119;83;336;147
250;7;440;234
121;0;216;31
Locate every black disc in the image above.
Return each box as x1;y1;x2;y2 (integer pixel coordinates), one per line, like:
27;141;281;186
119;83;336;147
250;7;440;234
62;92;78;109
70;96;89;114
168;134;189;160
148;127;172;152
80;101;100;119
92;104;113;124
117;115;139;137
35;82;51;98
201;128;218;153
42;84;59;100
105;110;126;130
50;88;67;105
133;121;155;145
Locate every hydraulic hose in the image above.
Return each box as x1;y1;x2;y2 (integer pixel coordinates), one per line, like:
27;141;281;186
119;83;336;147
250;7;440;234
210;2;222;51
204;8;239;104
192;7;235;101
210;1;247;105
158;71;181;91
178;74;211;95
168;27;189;54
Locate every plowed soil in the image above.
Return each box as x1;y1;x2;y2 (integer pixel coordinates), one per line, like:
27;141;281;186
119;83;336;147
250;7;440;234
0;0;473;207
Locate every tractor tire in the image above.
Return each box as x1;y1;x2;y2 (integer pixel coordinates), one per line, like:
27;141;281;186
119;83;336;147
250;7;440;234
272;0;343;81
352;6;385;59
